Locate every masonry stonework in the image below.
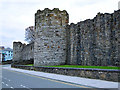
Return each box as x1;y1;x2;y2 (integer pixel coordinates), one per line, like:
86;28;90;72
68;10;120;66
34;8;69;66
13;42;34;64
13;8;120;66
13;42;25;61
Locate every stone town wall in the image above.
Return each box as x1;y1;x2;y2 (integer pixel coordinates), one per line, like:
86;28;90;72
34;8;69;66
68;10;120;66
13;42;25;62
13;9;120;66
13;42;34;64
21;43;34;61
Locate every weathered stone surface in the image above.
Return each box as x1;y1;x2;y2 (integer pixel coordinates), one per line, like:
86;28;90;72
34;8;69;66
68;10;120;66
13;42;34;64
13;42;25;61
13;8;120;66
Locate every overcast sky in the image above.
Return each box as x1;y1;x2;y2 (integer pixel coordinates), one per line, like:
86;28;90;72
0;0;119;48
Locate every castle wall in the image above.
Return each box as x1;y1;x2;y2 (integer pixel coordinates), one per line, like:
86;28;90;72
13;42;25;62
68;10;120;66
68;23;78;64
13;42;34;64
21;43;34;61
34;8;69;66
13;9;120;66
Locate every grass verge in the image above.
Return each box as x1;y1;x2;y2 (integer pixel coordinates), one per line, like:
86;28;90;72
45;65;120;70
25;64;34;66
25;64;119;70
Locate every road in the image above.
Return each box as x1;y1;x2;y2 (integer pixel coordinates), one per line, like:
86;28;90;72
2;65;92;89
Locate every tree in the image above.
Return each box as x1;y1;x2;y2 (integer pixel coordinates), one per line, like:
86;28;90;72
25;26;35;43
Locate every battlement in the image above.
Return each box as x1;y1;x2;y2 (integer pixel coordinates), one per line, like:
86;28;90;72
35;8;69;28
35;8;68;16
13;42;26;50
13;41;23;45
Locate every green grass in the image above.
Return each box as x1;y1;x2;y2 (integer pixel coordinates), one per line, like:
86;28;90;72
25;64;34;66
25;64;119;70
44;65;120;70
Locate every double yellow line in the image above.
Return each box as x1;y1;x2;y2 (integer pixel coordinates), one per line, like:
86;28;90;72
3;69;96;90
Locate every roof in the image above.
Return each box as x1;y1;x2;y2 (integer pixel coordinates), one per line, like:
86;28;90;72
0;46;5;50
4;48;13;51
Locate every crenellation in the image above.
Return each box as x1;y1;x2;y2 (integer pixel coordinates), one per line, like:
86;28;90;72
13;8;120;66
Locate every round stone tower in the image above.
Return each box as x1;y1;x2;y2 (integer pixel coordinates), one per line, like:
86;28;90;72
34;8;69;66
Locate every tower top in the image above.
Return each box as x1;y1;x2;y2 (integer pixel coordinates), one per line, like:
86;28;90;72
35;8;69;26
35;8;68;16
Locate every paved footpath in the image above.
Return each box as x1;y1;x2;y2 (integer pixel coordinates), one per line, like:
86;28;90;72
2;66;120;89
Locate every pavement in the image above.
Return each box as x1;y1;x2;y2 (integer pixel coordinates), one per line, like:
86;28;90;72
2;65;120;89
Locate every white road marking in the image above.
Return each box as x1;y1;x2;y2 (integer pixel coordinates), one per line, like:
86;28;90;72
20;85;32;90
10;87;13;88
6;84;8;86
22;85;26;88
2;78;13;89
21;84;26;87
